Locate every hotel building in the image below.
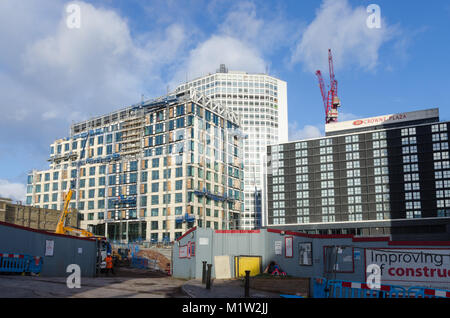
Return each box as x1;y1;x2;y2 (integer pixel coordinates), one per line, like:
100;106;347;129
267;108;450;241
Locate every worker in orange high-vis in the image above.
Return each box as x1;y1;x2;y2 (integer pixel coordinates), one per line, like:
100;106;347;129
105;253;114;276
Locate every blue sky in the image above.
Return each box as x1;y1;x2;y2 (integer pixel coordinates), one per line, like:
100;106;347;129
0;0;449;201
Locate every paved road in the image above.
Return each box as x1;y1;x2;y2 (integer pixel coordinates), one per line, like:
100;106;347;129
182;279;282;298
0;268;188;298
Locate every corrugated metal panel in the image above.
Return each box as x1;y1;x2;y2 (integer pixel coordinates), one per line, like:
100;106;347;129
0;222;97;277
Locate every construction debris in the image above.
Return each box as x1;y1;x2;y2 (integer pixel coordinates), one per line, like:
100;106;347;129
136;249;171;273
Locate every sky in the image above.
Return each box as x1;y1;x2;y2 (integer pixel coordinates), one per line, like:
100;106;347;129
0;0;449;201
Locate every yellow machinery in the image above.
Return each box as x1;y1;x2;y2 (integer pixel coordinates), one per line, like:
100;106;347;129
55;188;94;237
112;248;130;266
55;186;112;272
55;131;94;238
53;132;113;273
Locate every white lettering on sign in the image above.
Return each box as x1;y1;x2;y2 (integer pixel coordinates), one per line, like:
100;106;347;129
366;248;450;289
325;108;439;133
353;113;407;126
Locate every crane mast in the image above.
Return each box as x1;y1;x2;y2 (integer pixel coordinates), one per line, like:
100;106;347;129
316;49;341;124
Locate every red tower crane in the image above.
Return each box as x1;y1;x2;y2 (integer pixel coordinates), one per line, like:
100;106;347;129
315;49;341;124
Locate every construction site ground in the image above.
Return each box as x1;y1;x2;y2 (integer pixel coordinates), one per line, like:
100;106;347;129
182;279;282;298
182;275;310;298
0;267;188;298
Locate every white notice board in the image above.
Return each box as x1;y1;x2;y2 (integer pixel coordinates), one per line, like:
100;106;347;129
285;237;293;258
275;241;282;255
199;237;209;245
45;240;54;256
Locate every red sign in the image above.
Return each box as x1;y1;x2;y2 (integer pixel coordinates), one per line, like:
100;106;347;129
179;241;195;258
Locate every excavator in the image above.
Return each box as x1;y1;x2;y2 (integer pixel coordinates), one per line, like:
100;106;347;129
55;183;112;272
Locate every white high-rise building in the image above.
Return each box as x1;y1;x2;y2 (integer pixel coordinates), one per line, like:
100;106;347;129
175;65;288;229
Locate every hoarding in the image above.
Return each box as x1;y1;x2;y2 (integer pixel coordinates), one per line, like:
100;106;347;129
365;248;450;289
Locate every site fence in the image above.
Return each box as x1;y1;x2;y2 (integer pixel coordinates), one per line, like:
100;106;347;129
313;277;450;298
130;257;158;270
0;253;43;275
110;240;173;250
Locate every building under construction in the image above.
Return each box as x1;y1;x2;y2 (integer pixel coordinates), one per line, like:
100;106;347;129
25;89;244;243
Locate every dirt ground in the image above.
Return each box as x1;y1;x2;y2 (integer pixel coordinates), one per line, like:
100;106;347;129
135;249;171;272
113;266;170;278
113;247;171;273
0;266;187;298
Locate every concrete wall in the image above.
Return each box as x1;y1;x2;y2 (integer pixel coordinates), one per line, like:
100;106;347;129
0;221;97;277
172;227;450;290
0;200;77;232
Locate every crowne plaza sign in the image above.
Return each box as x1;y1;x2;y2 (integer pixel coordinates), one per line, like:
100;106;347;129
325;108;439;133
352;113;407;126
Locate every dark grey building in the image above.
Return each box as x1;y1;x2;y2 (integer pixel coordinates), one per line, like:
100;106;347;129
266;108;450;240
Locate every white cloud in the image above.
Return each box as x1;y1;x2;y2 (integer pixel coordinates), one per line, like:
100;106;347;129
20;1;186;119
0;179;26;202
291;0;397;73
218;2;297;54
219;2;264;40
289;122;324;141
42;110;60;120
0;1;191;129
0;0;62;67
170;1;299;87
0;1;194;184
171;35;266;87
